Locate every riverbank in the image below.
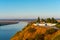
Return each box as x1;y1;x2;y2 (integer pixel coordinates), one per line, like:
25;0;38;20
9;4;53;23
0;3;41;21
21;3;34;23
0;20;19;26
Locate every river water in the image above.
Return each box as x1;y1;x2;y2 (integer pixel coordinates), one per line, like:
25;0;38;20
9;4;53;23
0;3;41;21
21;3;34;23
0;22;28;40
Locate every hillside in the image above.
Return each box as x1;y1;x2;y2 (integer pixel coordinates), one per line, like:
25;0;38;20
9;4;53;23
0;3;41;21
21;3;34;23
10;22;60;40
10;17;60;40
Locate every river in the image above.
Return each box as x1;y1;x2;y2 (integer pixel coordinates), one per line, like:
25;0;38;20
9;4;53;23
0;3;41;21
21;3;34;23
0;22;28;40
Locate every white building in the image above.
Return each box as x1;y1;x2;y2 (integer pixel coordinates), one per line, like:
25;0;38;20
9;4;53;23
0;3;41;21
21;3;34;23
33;23;56;26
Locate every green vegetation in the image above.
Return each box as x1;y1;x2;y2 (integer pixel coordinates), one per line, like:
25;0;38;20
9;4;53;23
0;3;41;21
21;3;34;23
36;17;57;23
41;18;45;22
45;18;57;23
56;23;60;28
46;18;51;23
36;17;40;23
51;18;57;23
46;28;57;34
35;34;44;40
28;28;36;33
53;35;60;40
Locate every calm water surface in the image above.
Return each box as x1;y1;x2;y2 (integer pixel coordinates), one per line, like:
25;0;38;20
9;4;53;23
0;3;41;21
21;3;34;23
0;22;28;40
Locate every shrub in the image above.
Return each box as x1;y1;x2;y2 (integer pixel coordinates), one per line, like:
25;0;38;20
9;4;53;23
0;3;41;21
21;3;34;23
52;35;60;40
26;38;35;40
56;23;60;28
35;34;44;40
46;28;57;34
28;28;36;33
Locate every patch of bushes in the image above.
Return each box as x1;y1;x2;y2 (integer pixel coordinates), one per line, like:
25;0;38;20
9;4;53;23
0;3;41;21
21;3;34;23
28;28;36;33
26;38;35;40
53;35;60;40
35;34;45;40
46;28;57;34
56;23;60;28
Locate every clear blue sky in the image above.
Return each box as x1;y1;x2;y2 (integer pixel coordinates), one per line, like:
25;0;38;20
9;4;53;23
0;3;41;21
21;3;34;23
0;0;60;19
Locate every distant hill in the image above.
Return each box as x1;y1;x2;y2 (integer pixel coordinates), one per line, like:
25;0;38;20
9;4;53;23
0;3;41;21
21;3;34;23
0;18;60;21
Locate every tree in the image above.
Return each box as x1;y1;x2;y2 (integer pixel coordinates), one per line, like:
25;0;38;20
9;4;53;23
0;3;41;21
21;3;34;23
51;17;57;23
37;17;40;23
46;18;51;23
41;18;45;22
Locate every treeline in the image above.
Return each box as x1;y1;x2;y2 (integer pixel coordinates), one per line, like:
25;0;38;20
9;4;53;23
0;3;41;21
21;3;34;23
37;17;57;23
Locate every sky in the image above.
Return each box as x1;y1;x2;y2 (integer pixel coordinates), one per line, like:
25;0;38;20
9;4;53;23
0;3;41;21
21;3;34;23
0;0;60;19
